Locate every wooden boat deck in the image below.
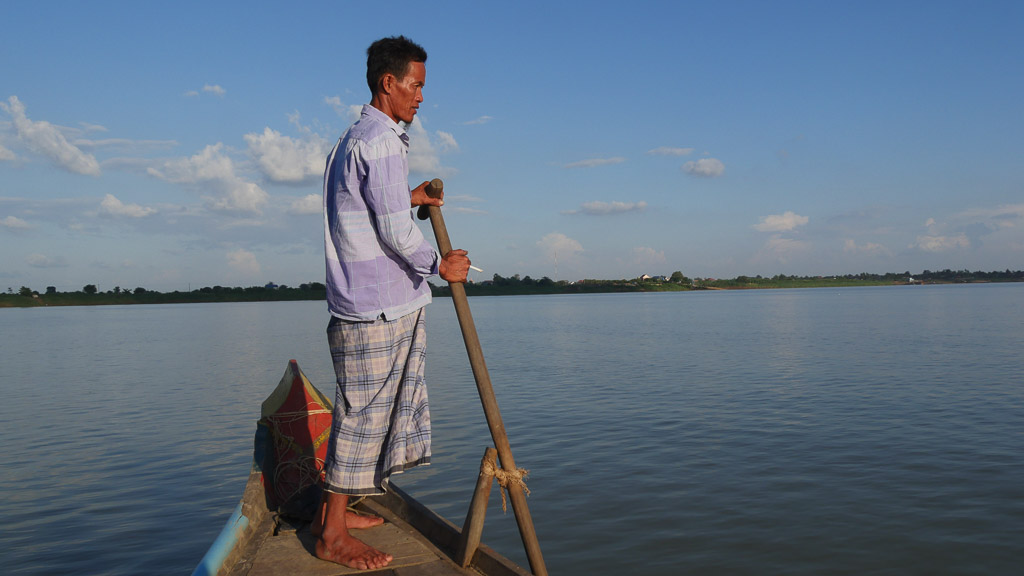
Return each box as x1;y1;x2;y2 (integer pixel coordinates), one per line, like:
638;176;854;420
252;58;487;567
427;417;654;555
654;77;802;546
217;471;528;576
247;499;476;576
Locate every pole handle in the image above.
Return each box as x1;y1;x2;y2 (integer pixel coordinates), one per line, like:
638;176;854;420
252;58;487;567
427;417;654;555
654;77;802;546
416;178;444;220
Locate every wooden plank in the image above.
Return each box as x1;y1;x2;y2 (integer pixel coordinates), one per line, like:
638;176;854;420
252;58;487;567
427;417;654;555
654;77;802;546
393;560;470;576
246;523;435;576
359;486;532;576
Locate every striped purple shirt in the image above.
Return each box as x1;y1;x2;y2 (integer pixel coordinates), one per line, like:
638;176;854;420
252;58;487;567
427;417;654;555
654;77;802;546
323;105;439;321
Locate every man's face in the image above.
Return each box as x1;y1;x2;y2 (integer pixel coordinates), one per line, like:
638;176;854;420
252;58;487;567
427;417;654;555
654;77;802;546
390;61;426;124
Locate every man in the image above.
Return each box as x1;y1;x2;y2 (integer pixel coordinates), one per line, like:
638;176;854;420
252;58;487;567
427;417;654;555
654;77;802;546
313;35;470;570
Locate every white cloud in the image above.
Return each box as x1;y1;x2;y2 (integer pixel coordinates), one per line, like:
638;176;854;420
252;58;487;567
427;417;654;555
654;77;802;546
244;127;330;184
562;200;647;215
682;158;725;178
147;143;268;214
464;116;493;125
754;235;810;265
1;215;30;229
183;90;200;98
407;118;456;177
450;206;489;215
647;146;694;156
633;246;667;266
75;138;178;153
0;96;101;176
210;182;269;214
324;96;362;121
26;253;68;268
444;194;487;215
324;96;343;111
226;249;261;275
436;131;458;152
448;194;483;203
843;239;891;256
0;142;16;161
911;234;970;252
288;194;321;215
753;211;809;232
916;204;1024;253
537;232;583;262
99;194;157;218
148;143;234;182
564;157;626;169
203;84;226;97
79;122;107;133
955;203;1024;228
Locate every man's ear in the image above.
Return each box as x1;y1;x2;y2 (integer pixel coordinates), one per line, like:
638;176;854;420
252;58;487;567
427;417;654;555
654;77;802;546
380;73;394;95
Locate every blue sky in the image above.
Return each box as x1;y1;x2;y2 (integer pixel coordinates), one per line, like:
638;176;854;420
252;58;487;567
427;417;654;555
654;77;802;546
2;1;1022;292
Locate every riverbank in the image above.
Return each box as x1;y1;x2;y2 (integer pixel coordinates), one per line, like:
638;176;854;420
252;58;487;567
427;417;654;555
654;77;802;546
5;271;1021;308
0;285;327;308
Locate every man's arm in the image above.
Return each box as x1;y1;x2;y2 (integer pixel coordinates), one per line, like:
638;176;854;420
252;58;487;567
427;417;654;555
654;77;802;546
360;146;438;276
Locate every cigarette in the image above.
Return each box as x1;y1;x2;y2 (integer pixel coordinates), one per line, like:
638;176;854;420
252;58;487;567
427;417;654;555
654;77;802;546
469;265;483;273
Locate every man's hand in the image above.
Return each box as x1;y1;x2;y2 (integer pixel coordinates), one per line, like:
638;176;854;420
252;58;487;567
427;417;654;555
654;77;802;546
411;181;444;207
438;249;470;283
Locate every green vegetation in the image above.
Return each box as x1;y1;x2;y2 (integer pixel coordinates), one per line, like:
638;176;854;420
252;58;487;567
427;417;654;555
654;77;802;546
1;283;327;308
429;268;1024;297
699;269;1024;290
3;269;1022;308
431;273;694;297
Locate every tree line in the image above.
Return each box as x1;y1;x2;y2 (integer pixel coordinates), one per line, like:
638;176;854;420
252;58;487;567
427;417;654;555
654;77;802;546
4;269;1023;307
2;283;327;307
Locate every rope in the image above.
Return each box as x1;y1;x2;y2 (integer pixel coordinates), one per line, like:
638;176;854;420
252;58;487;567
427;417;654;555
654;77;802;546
481;460;530;513
272;455;325;504
264;407;331;505
266;403;332;421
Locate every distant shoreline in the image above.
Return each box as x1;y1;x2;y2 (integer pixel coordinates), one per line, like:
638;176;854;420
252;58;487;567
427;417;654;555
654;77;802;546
3;272;1021;308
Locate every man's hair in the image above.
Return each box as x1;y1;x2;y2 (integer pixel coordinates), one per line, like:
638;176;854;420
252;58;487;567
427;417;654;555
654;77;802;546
366;36;427;94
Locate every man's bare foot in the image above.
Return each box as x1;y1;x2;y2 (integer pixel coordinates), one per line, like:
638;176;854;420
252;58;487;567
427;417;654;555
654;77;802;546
311;491;390;568
315;531;393;570
311;511;383;537
346;511;384;530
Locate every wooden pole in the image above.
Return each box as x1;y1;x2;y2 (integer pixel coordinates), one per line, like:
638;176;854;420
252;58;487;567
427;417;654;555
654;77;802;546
424;179;548;576
457;447;497;567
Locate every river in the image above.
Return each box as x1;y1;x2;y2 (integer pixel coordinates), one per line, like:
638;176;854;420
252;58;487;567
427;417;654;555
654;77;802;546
1;284;1021;574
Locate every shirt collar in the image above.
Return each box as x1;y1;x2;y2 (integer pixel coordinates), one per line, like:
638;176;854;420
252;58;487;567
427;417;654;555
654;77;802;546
362;104;408;143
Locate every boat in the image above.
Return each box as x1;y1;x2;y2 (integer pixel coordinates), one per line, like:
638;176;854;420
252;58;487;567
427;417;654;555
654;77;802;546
192;359;531;576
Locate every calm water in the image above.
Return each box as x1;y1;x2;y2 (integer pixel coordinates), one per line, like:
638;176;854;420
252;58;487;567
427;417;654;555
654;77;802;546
1;285;1022;575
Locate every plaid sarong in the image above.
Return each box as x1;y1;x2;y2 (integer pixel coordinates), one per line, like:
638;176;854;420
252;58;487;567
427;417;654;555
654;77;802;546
322;308;431;495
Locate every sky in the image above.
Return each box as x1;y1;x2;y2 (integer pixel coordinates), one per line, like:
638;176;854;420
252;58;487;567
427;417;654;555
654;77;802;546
2;1;1023;292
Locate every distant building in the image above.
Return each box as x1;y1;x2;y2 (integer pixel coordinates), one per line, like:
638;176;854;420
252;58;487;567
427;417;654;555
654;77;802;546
639;274;669;282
